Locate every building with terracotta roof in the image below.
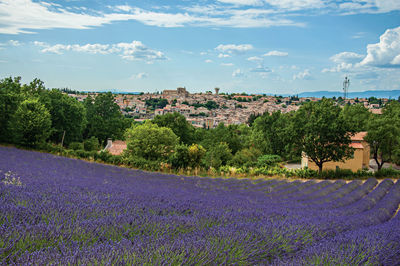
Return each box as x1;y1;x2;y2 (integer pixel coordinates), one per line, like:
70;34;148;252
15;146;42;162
104;139;127;156
301;132;370;172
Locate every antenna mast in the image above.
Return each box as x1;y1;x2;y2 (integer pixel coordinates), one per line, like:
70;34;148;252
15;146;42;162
343;76;350;99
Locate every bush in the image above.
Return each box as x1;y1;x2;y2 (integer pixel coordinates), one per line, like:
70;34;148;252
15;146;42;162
203;142;232;169
73;149;96;160
37;142;65;154
374;168;400;178
318;168;354;179
69;142;84;151
123;155;161;171
292;168;318;179
97;150;112;162
169;144;190;169
229;148;261;168
84;137;100;151
257;155;283;167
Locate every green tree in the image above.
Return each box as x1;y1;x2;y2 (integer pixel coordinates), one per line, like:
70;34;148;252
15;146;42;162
9;99;52;147
201;123;248;155
365;102;400;170
84;92;127;143
251;111;296;158
21;78;46;97
229;147;262;168
152;112;195;145
293;99;355;172
0;77;24;142
83;136;100;151
169;144;190;169
342;104;371;132
40;89;87;145
188;144;206;168
203;142;232;169
125;121;179;161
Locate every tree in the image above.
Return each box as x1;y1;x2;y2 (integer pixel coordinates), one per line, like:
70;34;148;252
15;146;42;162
84;92;127;143
365;102;400;170
169;144;190;169
203;142;232;169
152;112;195;145
229;147;262;168
200;123;247;155
40;89;87;145
251;111;296;158
125;121;179;161
0;77;24;142
342;104;371;132
188;144;206;168
293;99;355;172
9;99;52;147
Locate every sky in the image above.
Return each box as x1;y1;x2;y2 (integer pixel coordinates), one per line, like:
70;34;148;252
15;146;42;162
0;0;399;94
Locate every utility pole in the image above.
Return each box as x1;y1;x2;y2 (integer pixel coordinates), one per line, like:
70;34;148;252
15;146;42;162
343;76;350;99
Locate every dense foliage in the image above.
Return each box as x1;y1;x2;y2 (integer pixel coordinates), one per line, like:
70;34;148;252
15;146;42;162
1;147;400;264
1;76;400;176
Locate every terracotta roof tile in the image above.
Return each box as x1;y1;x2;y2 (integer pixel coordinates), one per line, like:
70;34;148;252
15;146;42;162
108;140;127;156
351;132;367;141
350;142;364;149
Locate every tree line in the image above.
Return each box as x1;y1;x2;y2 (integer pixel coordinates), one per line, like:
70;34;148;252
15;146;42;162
1;77;400;175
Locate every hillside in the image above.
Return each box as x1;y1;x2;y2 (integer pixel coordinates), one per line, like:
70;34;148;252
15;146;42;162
1;146;400;264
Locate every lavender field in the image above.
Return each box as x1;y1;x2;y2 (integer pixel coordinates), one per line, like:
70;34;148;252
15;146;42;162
1;146;400;265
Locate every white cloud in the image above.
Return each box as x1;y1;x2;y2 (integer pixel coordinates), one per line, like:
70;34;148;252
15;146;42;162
0;1;399;35
114;5;133;12
0;0;141;34
263;50;288;57
221;63;234;66
264;0;326;11
247;56;263;61
218;53;232;58
352;32;367;39
217;0;264;6
330;52;364;64
0;1;306;35
232;68;245;77
8;40;21;46
35;41;167;62
130;72;148;79
216;44;254;54
322;51;364;73
322;62;353;73
251;65;271;73
205;59;213;63
359;26;400;67
293;69;312;80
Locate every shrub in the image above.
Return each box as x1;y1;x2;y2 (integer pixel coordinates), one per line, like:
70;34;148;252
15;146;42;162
69;142;84;151
318;168;354;179
123;155;161;171
374;167;400;178
203;142;232;169
97;150;112;162
169;144;190;169
292;168;318;179
37;142;64;154
257;155;283;167
188;144;206;168
229;148;261;168
84;137;100;151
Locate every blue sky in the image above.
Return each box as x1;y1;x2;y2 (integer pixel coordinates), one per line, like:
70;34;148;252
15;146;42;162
0;0;399;94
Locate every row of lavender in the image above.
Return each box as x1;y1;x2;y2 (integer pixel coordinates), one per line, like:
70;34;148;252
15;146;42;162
1;146;399;265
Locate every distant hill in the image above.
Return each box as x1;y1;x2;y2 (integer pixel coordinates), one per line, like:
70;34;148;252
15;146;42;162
283;90;400;99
